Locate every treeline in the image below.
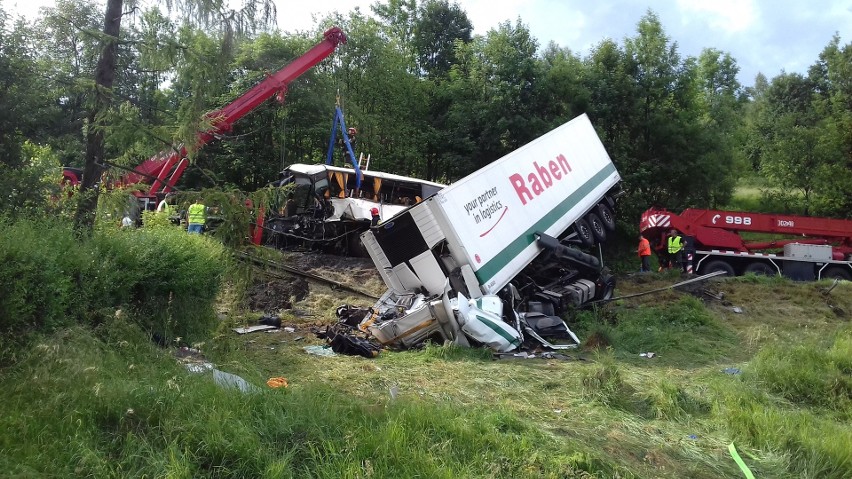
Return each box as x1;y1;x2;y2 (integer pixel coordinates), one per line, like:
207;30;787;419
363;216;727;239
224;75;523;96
0;0;850;222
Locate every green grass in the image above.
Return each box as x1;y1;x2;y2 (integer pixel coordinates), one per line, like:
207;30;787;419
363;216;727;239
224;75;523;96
572;296;737;367
2;242;852;477
0;322;627;478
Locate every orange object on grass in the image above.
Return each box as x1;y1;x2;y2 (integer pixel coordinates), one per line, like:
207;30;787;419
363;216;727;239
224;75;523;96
266;377;288;388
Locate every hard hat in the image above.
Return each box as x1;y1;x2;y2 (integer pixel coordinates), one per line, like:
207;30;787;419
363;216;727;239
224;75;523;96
370;207;379;215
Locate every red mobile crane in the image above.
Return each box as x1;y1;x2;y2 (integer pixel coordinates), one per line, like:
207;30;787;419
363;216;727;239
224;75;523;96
62;27;347;212
640;207;852;281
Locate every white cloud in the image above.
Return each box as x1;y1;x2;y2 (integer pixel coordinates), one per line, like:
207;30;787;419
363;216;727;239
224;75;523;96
675;0;757;33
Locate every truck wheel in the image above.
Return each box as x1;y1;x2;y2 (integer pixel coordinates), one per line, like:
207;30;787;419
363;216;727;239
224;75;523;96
347;229;369;257
702;260;735;277
596;272;616;301
823;266;852;281
573;219;595;247
744;262;776;276
585;213;608;243
596;203;617;232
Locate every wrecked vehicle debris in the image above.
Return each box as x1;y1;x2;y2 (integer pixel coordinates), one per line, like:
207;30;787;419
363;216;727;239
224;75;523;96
340;114;622;353
315;323;382;358
233;325;278;334
263;163;446;256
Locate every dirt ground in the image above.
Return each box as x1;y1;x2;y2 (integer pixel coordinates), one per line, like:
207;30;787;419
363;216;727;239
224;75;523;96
243;251;383;316
245;277;310;313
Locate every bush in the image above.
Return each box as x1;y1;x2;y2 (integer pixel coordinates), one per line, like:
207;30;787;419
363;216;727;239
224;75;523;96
0;218;231;363
0;219;80;332
89;226;230;342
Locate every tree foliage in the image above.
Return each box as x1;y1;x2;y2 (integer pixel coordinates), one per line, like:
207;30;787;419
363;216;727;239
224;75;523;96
744;35;852;217
1;2;850;226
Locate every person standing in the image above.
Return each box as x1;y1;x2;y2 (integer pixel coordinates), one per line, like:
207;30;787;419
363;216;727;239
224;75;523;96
638;234;652;272
370;207;380;226
187;198;206;234
667;229;685;273
157;194;174;217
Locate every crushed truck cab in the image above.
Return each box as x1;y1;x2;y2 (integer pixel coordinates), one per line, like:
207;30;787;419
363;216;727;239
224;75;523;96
347;114;622;352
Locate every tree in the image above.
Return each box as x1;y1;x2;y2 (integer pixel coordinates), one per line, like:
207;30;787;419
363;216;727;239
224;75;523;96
809;35;852;216
582;38;636;167
535;42;589;128
73;0;276;232
612;11;739;217
316;11;430;178
413;0;472;79
31;0;104;166
0;9;64;218
749;73;823;214
443;19;543;178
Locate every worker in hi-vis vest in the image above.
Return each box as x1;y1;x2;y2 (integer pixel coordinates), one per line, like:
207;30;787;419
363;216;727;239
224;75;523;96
187;198;206;234
667;229;685;272
638;234;652;272
157;193;174;217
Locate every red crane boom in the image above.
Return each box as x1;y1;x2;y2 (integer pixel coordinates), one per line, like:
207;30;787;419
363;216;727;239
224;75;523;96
64;27;347;200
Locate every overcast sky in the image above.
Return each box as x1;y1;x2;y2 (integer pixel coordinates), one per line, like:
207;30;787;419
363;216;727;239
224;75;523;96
5;0;851;86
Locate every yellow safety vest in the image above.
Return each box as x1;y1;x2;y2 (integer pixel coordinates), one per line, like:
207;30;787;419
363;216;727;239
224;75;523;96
188;203;205;225
667;235;683;254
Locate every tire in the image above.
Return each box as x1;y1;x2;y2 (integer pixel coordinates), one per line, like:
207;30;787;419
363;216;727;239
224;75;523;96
702;260;735;277
347;228;369;257
585;213;608;243
744;262;777;276
823;266;852;281
596;203;617;232
596;271;616;301
573;218;595;248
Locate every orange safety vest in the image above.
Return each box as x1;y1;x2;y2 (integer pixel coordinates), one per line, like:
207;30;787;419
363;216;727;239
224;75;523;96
638;237;651;257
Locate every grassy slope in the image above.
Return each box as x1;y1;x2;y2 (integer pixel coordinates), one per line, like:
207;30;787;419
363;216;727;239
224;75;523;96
1;266;851;478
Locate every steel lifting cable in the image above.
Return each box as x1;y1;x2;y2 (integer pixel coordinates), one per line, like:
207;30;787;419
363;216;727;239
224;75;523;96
586;270;728;306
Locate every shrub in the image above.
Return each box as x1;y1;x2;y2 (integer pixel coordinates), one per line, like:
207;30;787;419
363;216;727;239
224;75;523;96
0;218;80;332
0;217;231;363
87;226;231;342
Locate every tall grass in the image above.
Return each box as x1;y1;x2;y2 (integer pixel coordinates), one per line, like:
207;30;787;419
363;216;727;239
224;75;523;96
0;324;626;478
573;296;735;366
712;330;852;478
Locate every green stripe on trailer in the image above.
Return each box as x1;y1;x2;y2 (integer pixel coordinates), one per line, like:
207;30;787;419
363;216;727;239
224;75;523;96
475;315;522;346
475;163;617;286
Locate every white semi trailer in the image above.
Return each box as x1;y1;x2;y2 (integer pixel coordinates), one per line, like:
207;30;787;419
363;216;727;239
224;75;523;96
351;114;622;351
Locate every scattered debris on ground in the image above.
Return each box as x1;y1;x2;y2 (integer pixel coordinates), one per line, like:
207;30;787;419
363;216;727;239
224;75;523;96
315;323;382;358
233;325;278;334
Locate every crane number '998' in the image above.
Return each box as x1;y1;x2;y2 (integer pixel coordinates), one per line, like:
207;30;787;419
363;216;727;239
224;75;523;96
712;214;752;226
725;215;751;226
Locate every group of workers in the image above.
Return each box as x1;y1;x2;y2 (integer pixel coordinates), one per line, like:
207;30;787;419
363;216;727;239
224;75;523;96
638;229;689;273
122;195;205;233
